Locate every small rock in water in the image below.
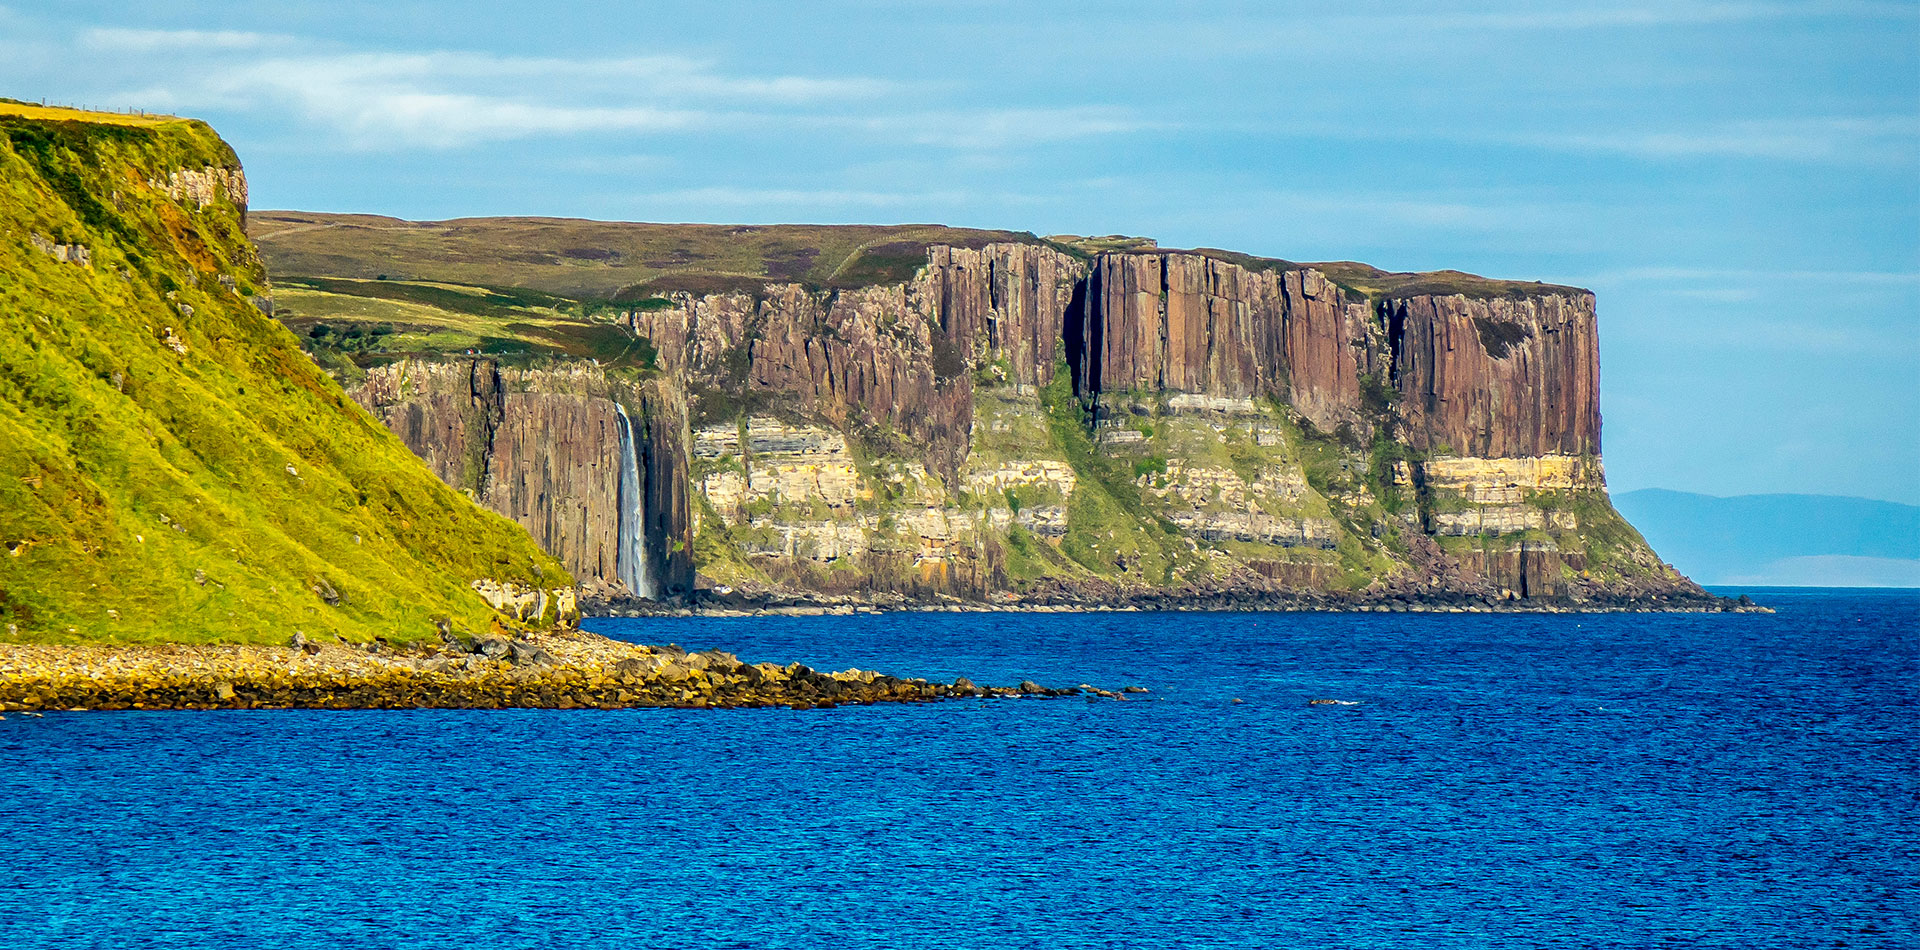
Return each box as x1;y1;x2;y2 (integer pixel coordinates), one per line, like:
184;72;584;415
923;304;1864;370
1122;686;1149;694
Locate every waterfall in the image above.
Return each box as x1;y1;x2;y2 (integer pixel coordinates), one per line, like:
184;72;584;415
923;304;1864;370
613;404;655;599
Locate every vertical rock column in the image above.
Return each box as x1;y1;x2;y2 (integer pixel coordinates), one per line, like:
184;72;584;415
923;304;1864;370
1067;251;1377;434
639;384;695;597
1385;292;1601;457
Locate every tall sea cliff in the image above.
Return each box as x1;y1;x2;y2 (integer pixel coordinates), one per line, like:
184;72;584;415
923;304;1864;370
254;215;1709;609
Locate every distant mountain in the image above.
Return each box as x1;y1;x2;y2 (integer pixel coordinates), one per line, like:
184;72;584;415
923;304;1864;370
1614;489;1920;587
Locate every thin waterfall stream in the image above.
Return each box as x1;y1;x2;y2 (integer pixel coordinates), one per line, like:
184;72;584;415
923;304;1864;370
613;403;655;599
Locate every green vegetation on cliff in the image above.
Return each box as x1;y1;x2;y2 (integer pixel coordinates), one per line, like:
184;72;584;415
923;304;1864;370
0;104;571;644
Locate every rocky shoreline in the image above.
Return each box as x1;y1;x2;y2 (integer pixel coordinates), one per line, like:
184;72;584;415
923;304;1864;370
0;630;1114;713
588;585;1770;618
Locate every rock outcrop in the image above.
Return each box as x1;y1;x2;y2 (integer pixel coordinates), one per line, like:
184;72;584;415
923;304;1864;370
351;360;691;599
628;243;1086;478
0;632;1099;711
1070;252;1381;435
1385;292;1601;457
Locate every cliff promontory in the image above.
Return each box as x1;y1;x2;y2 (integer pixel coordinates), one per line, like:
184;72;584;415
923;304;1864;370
248;212;1711;609
0;103;576;643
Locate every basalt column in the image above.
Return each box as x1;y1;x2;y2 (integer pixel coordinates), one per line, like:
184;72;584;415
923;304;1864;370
1384;292;1601;458
637;385;695;598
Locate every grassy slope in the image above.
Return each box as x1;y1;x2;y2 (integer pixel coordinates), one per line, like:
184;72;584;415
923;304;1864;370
271;278;657;383
0;107;570;644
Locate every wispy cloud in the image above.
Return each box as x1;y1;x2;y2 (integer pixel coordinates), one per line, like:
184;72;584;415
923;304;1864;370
846;107;1152;149
81;28;291;51
1363;1;1918;32
120;50;890;148
110;45;1145;152
623;186;978;208
1588;266;1920;284
1504;116;1920;163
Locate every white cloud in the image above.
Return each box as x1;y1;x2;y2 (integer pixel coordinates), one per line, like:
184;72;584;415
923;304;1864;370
623;186;978;207
1365;1;1916;32
1506;116;1920;163
1587;266;1920;285
118;50;894;148
846;107;1151;149
108;45;1144;152
81;28;290;51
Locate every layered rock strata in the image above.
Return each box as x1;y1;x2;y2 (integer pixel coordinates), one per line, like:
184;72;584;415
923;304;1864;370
304;236;1701;608
627;243;1085;477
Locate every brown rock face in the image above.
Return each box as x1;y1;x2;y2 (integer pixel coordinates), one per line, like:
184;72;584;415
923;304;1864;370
322;238;1632;606
1063;252;1601;456
351;361;687;596
1455;542;1570;600
629;243;1086;477
1068;252;1380;434
1385;293;1601;457
637;387;695;597
927;243;1086;388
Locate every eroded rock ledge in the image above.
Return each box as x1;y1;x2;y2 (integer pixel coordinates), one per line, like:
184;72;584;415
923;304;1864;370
0;631;1104;712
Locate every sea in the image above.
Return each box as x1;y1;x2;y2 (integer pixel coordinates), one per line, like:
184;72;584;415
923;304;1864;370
2;588;1914;948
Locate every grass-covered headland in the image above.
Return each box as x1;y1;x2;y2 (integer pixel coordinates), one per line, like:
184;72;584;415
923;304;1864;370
0;101;575;645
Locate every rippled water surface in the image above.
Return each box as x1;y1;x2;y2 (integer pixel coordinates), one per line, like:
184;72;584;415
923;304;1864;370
2;589;1915;948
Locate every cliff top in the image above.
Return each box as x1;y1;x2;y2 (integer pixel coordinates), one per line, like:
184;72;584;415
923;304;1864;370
250;212;1049;301
0;98;185;128
253;211;1591;303
1129;247;1591;301
1300;260;1591;301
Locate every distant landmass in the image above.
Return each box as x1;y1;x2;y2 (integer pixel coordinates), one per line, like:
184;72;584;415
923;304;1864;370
1613;490;1920;587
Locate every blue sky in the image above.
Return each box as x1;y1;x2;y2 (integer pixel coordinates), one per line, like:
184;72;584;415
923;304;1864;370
6;1;1917;503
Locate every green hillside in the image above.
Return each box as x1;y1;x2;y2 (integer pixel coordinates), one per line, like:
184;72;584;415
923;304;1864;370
0;103;572;644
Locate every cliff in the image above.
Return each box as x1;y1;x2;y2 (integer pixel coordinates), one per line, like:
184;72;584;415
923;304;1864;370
351;360;693;600
252;214;1711;609
0;104;576;644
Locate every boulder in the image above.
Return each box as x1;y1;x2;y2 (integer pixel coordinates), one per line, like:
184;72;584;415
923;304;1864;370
508;642;554;667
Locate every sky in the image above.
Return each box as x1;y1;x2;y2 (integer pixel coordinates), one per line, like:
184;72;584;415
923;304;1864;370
5;0;1917;503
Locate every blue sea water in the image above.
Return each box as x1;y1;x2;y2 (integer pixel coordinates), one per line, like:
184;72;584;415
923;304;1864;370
1;588;1915;948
